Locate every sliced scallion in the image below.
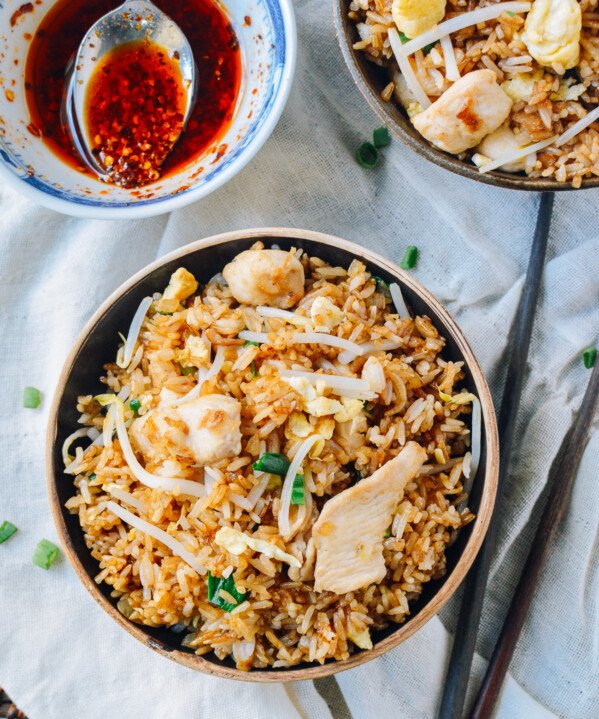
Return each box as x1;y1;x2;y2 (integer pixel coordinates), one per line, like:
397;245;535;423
582;347;597;369
373;127;391;148
290;474;305;506
0;521;18;544
356;142;379;169
250;360;258;378
399;31;435;54
253;452;291;476
23;386;41;409
178;363;196;376
207;571;245;612
383;528;392;539
244;340;260;347
129;398;141;414
32;539;60;569
400;245;419;270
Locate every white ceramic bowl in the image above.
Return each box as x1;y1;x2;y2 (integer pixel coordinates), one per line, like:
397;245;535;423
0;0;296;219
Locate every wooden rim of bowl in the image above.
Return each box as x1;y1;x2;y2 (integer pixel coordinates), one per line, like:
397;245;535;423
46;228;499;681
332;0;599;192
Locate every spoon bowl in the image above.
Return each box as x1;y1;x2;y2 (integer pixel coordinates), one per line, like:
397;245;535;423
64;0;197;180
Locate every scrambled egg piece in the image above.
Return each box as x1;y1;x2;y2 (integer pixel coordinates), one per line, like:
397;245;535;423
305;396;344;417
551;78;586;102
176;335;210;369
310;296;343;332
361;356;386;394
522;0;581;71
215;527;301;568
163;268;199;302
392;0;446;38
501;70;543;103
286;412;335;458
334;397;364;423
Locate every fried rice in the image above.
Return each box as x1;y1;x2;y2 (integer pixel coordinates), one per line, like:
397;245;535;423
349;0;599;187
63;244;477;670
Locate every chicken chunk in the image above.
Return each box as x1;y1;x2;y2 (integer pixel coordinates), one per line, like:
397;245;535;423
477;125;531;173
392;0;446;39
522;0;581;72
412;70;513;154
175;394;242;466
163;268;199;302
223;249;305;309
313;442;427;594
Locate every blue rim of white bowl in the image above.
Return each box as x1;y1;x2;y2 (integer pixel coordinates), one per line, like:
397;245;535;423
0;0;297;220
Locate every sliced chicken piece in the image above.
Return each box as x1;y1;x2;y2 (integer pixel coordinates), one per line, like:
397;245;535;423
477;125;532;173
223;249;305;309
412;70;513;154
313;441;427;595
175;393;242;466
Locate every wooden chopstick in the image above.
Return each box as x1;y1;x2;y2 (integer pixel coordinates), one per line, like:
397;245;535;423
469;358;599;718
437;192;555;719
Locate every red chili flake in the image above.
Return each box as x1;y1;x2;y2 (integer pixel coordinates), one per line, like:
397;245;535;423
10;2;34;27
244;15;251;26
85;40;186;188
5;90;15;102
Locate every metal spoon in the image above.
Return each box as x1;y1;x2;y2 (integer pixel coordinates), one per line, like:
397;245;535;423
63;0;197;181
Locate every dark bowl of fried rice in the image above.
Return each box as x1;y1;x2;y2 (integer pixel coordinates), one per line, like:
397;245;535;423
334;0;599;190
46;228;499;680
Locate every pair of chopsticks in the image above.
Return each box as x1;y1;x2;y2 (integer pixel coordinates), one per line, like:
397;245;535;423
438;193;599;718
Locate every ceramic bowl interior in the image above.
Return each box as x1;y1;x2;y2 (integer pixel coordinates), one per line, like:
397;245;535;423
0;0;295;217
333;0;599;192
47;228;499;681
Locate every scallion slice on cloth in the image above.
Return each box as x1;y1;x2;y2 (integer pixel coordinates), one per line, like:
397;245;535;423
23;386;41;409
0;521;18;544
32;539;60;569
356;142;379;169
582;347;597;369
207;572;246;612
373;127;391;148
253;452;291;475
400;246;419;270
290;474;305;506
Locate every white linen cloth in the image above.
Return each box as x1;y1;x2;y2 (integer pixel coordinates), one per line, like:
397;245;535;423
0;1;597;716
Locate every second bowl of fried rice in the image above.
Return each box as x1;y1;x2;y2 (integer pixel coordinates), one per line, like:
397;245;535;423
335;0;599;190
47;228;498;680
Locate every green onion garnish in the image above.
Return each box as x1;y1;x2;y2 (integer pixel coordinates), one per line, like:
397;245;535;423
250;360;258;378
129;398;141;414
32;539;60;569
207;571;245;612
155;310;174;316
400;245;419;270
178;363;196;376
383;528;392;539
373;276;391;299
23;386;41;409
506;10;515;17
373;127;391;149
356;142;379;169
253;452;291;476
398;31;434;54
0;521;18;544
244;340;259;347
291;474;305;506
89;473;97;481
582;347;597;369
